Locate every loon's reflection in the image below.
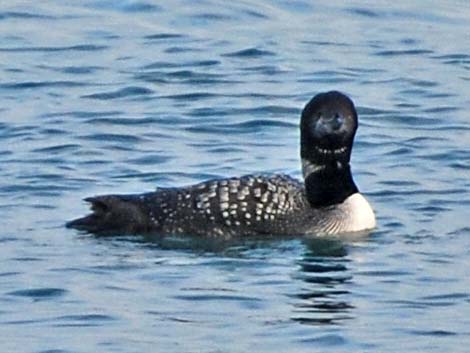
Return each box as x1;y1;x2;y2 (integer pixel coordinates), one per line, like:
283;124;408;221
106;232;360;327
291;237;354;325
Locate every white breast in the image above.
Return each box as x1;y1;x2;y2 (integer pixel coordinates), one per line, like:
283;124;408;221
339;193;376;233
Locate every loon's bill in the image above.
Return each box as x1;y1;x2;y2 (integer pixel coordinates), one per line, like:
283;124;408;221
67;91;376;237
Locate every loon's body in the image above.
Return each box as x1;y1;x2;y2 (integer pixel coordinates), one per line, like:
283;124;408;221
67;91;376;237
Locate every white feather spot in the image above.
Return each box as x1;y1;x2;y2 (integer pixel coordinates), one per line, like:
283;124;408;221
219;187;229;202
267;183;276;192
229;179;240;188
261;192;269;203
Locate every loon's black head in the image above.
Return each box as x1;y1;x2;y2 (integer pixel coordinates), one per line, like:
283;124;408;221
301;91;358;170
300;91;359;207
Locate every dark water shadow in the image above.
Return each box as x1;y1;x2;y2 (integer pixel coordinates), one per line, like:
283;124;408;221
290;237;355;326
78;230;368;328
137;233;361;326
111;232;305;256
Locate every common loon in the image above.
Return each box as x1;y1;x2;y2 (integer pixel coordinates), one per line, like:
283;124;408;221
67;91;376;237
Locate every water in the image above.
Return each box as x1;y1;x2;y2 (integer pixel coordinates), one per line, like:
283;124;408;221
1;1;469;352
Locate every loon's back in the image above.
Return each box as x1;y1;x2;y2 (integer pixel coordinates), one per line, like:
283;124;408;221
67;174;318;236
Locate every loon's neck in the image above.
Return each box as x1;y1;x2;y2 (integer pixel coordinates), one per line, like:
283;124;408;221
302;158;358;208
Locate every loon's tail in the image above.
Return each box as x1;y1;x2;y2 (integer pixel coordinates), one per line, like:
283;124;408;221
66;195;149;235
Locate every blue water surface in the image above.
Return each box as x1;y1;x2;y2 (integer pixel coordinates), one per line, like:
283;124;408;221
1;1;469;352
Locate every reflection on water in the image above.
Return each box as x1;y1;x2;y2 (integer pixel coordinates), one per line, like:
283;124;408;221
138;232;301;254
138;232;357;327
292;238;353;326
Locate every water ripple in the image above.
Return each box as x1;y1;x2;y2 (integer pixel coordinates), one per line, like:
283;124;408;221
0;81;89;90
82;86;153;99
7;288;67;300
78;133;145;144
0;44;108;52
53;314;116;327
142;60;220;69
135;70;233;84
185;119;295;134
375;49;434;57
223;48;275;58
0;11;56;20
144;33;185;40
87;0;161;12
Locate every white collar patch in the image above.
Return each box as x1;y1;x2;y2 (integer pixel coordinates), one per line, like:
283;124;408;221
302;159;325;178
